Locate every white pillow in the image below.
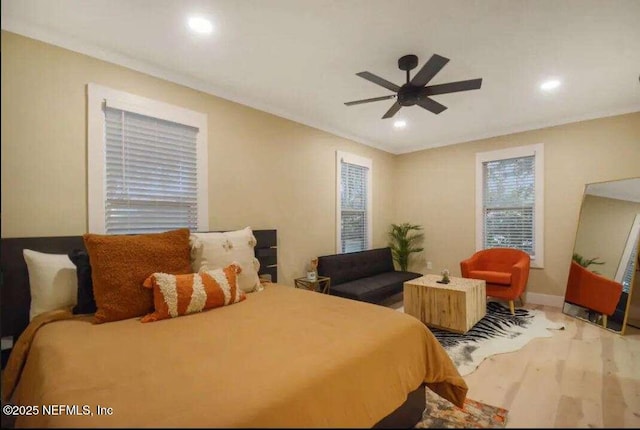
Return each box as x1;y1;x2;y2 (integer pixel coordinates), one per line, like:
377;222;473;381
190;227;262;293
23;249;78;320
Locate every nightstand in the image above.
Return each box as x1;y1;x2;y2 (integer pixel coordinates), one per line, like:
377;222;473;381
294;276;331;294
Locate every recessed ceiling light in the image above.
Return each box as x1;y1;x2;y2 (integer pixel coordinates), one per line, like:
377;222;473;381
394;120;407;129
188;17;213;34
540;79;561;91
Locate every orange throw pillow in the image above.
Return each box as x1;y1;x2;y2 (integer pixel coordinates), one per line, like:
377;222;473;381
83;228;192;324
141;264;246;322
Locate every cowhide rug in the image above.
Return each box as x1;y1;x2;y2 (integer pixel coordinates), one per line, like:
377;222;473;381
429;301;565;376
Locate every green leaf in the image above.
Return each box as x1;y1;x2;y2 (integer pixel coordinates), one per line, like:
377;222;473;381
388;222;425;272
572;252;605;269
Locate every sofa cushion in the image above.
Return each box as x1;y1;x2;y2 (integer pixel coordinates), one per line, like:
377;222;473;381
330;271;421;303
468;270;511;286
317;248;395;286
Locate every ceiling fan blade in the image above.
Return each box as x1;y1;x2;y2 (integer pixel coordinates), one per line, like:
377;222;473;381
344;95;396;106
423;78;483;96
417;97;447;115
410;54;450;87
382;102;402;119
356;71;400;92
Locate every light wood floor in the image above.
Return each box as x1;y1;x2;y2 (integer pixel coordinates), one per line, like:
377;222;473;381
387;298;640;428
464;304;640;428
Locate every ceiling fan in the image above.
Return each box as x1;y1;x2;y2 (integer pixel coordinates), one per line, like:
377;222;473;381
344;54;482;119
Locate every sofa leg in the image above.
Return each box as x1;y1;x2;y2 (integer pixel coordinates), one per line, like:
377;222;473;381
518;295;525;306
509;300;515;315
602;314;607;329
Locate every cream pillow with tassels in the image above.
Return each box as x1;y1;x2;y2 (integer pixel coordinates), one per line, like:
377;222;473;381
190;227;263;293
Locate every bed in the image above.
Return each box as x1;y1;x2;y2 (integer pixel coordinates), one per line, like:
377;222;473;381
0;231;467;428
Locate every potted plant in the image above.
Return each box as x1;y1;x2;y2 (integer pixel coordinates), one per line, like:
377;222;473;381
572;252;605;274
388;223;424;272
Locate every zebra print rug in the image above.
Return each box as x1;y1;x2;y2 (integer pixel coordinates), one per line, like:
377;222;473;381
430;301;564;376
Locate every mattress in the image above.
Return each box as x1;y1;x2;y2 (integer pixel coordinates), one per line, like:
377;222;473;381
3;283;467;428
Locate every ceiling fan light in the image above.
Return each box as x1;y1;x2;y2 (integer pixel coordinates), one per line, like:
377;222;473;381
188;17;213;34
394;120;407;129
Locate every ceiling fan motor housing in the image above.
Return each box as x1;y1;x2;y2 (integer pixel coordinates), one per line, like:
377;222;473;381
398;84;422;106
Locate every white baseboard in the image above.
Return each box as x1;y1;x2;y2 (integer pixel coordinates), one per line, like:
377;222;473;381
525;292;565;308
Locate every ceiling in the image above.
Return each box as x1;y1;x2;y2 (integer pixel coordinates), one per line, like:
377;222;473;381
2;0;639;154
586;178;640;203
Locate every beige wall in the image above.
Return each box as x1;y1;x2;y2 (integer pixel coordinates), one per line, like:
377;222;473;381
3;30;640;298
394;112;640;298
573;195;640;280
0;31;397;286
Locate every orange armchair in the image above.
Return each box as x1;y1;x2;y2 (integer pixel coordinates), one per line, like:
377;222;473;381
564;261;622;328
460;248;531;315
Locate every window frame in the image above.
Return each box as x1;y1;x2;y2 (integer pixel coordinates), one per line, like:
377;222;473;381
475;143;544;268
87;83;209;234
336;151;373;254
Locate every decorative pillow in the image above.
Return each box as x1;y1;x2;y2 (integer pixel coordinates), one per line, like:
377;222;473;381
83;228;192;324
68;249;97;315
190;227;262;293
141;264;246;323
23;249;78;321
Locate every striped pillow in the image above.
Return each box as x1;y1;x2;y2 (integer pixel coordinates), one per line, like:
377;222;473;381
141;264;246;323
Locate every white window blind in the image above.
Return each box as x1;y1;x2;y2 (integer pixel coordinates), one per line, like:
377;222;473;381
104;107;199;234
482;155;535;255
340;160;369;253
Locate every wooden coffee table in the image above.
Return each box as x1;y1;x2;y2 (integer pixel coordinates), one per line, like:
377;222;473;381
403;274;486;334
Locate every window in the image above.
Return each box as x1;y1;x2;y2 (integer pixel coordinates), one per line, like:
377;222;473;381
476;144;544;267
621;237;638;293
88;84;208;234
336;151;372;253
616;214;640;294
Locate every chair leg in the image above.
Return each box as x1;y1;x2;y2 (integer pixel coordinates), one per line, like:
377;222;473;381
518;295;525;306
509;300;515;315
602;314;607;329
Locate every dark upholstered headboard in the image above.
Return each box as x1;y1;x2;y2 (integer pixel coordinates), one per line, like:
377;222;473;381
0;229;277;340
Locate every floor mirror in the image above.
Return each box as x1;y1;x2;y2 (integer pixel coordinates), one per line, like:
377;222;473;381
562;177;640;334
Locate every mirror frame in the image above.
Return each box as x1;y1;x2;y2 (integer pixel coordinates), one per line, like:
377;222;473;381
564;177;640;335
